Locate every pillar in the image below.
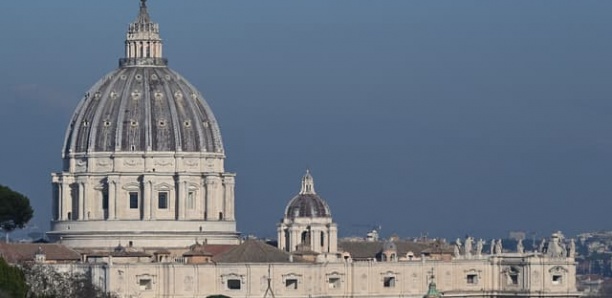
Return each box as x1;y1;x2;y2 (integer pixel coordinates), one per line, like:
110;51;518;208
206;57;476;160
58;182;65;220
108;179;117;220
178;178;187;220
277;225;285;251
223;176;235;221
205;176;220;220
143;177;151;220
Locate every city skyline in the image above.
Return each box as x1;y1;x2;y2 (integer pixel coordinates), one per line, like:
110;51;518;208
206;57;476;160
0;1;611;240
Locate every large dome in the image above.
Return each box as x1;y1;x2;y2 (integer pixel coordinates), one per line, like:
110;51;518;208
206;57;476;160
49;0;239;249
284;170;331;218
62;0;222;157
63;66;223;155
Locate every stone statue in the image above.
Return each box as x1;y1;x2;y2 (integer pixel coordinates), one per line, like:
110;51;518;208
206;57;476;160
494;239;502;254
560;239;567;257
464;237;473;257
454;243;460;258
516;239;524;254
538;239;546;253
476;239;483;256
490;239;495;255
454;238;462;258
568;239;576;258
545;232;566;258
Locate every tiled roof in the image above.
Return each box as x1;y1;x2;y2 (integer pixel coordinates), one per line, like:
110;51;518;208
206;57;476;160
0;243;81;263
338;240;436;260
214;240;304;263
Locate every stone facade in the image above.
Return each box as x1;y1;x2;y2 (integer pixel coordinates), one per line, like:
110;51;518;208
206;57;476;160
84;248;578;298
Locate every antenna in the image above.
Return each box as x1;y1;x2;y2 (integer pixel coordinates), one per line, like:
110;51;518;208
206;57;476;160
263;265;276;298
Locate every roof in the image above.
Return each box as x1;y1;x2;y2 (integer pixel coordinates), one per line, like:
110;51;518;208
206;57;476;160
338;240;435;260
183;242;214;257
0;243;81;263
214;240;304;263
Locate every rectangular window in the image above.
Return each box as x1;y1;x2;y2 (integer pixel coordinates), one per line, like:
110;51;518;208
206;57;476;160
328;277;341;289
158;192;168;209
129;192;139;209
187;191;195;209
285;279;298;289
227;279;241;290
552;275;562;285
139;279;152;290
383;276;396;288
467;274;478;284
510;274;519;285
102;191;109;210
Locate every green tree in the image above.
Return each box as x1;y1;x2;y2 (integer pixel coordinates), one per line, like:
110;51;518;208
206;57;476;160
0;185;33;243
0;257;27;298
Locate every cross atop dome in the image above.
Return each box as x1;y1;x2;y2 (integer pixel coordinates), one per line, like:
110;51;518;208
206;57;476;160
137;0;151;24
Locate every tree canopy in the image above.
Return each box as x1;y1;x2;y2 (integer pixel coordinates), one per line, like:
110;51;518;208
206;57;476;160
0;185;33;236
0;257;27;298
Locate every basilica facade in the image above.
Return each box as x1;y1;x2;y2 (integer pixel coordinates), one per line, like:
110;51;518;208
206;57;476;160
41;1;581;297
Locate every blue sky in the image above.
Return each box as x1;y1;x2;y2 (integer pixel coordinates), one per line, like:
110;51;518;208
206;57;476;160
0;1;611;240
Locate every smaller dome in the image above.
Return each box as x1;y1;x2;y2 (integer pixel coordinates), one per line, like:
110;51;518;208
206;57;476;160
284;170;331;218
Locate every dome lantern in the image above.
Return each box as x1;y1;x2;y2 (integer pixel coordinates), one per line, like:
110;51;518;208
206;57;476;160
300;169;316;195
121;0;166;67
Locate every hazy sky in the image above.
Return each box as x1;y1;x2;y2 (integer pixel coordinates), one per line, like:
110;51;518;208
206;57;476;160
0;1;611;240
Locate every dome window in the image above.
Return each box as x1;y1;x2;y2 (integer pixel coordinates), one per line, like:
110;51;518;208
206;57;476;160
82;120;89;127
110;91;118;99
130;120;138;127
131;90;141;100
158;120;167;127
174;91;183;99
184;121;191;127
104;121;112;127
94;92;101;99
154;91;163;99
202;121;209;128
120;75;127;80
135;74;143;81
151;74;158;80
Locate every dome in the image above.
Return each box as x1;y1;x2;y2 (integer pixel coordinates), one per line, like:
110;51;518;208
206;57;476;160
48;0;239;249
284;170;331;218
62;0;223;157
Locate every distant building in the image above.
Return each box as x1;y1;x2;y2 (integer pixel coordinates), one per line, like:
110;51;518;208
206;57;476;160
24;1;583;297
509;231;526;241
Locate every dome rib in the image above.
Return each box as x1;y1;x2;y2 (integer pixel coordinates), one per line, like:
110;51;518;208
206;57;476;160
113;69;133;151
162;70;183;151
88;71;125;152
170;69;225;152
